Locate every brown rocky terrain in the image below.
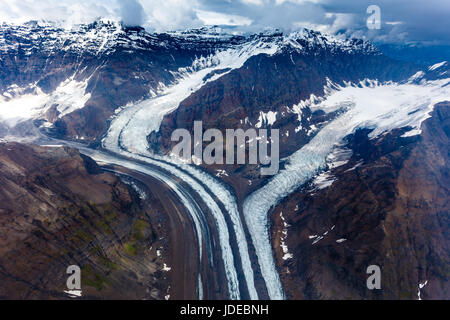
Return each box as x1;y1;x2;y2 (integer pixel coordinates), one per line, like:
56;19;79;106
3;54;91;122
0;142;184;299
270;103;450;299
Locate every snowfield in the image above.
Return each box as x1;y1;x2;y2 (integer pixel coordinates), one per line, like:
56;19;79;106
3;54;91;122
0;77;91;129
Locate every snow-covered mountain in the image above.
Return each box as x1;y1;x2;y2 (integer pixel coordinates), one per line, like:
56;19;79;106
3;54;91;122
0;21;246;140
0;20;389;142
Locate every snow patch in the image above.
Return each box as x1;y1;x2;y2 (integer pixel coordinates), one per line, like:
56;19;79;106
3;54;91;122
129;181;147;200
64;290;82;298
345;160;363;172
417;280;428;300
312;236;323;245
313;172;336;190
255;111;278;128
409;71;425;82
215;169;229;177
279;212;292;261
429;61;447;71
51;78;91;117
312;147;352;190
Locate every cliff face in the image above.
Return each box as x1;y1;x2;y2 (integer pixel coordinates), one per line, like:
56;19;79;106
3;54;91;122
270;103;450;299
0;143;172;299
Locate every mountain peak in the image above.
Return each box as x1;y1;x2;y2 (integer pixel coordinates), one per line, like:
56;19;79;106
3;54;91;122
0;20;381;59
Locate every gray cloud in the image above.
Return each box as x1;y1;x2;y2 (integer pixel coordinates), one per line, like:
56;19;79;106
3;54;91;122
0;0;449;45
197;0;450;45
117;0;146;26
319;0;450;45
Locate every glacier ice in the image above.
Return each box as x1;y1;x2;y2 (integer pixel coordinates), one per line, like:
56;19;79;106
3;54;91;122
102;38;285;300
243;77;450;300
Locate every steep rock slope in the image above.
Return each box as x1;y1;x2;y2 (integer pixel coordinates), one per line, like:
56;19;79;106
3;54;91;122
0;142;173;299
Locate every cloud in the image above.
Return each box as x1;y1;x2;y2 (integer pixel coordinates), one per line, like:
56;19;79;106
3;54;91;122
319;0;450;44
140;0;202;31
117;0;145;27
0;0;449;45
0;0;112;25
240;0;265;5
196;10;252;26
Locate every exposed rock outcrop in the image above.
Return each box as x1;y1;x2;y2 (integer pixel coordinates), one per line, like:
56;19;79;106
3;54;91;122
0;142;172;299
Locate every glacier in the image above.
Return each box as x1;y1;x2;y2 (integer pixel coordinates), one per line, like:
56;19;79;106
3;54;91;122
2;20;449;300
243;77;450;300
103;34;449;299
107;37;279;155
102;39;282;299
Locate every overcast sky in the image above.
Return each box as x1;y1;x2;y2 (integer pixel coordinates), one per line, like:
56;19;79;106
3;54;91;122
1;0;449;45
